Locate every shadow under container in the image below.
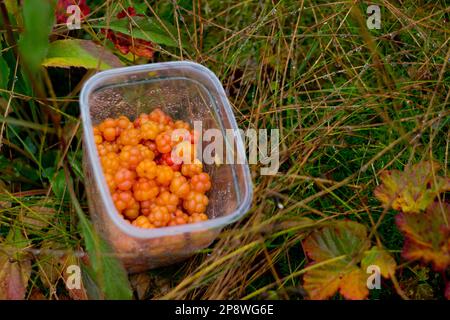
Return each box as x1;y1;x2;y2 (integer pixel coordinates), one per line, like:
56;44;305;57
80;61;253;273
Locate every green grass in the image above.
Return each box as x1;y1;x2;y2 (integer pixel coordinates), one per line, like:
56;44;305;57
0;0;449;300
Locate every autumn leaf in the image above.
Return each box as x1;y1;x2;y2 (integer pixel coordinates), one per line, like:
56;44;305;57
0;227;32;300
361;246;397;278
302;221;371;300
396;202;450;271
374;161;450;213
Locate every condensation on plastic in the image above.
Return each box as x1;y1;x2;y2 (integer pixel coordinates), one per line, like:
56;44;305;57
80;61;253;273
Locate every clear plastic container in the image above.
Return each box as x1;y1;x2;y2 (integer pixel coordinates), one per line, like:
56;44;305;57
80;61;253;273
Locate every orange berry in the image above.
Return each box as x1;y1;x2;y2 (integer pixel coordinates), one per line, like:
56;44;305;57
103;127;117;142
137;144;155;161
114;168;136;191
183;191;209;214
112;190;135;212
104;172;117;192
132;215;155;229
140;200;155;216
181;162;203;177
101;152;120;174
155;131;173;154
123;201;140;220
174;120;190;130
136;159;158;179
155;165;174;186
188;213;208;223
190;172;212;193
169;174;190;198
119;145;143;170
133;178;159;201
149;108;171;125
155;191;179;213
140;121;161;140
117;115;134;132
118;128;141;146
148;205;170;227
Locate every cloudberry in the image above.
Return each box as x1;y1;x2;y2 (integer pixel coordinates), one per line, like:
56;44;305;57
155;191;179;213
190;172;212;193
101;152;120;174
112;190;135;212
181;162;203;177
155;131;173;154
104;172;117;192
140;121;161;140
97;142;120;157
132;215;155;229
160;152;181;171
114;168;136;191
123;201;140;220
174;120;190;130
140;200;155;216
155;165;174;186
148;206;170;227
168;209;189;226
133;178;159;201
119;145;144;170
169;174;190;198
134;113;150;127
183;191;209;214
118;128;141;146
149;108;171;125
137;144;155;160
188;213;208;223
117;115;134;132
136;159;158;179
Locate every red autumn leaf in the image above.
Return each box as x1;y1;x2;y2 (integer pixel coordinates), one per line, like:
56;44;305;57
302;220;371;300
55;0;90;24
101;7;154;59
374;161;450;213
396;201;450;271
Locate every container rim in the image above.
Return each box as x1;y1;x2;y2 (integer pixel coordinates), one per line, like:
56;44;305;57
80;61;253;239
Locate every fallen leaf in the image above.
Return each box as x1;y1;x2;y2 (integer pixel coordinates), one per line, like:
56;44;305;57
20;203;56;232
361;246;397;278
396;202;450;271
374;161;450;213
0;228;32;300
302;220;370;300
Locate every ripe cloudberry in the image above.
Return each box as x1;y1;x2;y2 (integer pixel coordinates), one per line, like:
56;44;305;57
114;168;136;191
155;165;174;186
183;191;209;214
118;128;141;146
148;205;170;227
190;172;212;193
181;162;203;177
155;131;173;154
119;145;144;170
132;215;155;229
136;159;158;179
123;201;140;220
140;121;161;140
155;191;179;213
133;178;159;201
169;174;190;198
101;152;120;174
112;190;135;212
188;213;208;223
149;108;171;125
104;172;117;192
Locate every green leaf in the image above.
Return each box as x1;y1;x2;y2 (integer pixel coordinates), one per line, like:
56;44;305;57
65;170;132;300
361;246;396;278
43;39;124;70
50;170;68;200
94;16;180;47
0;54;10;90
18;0;56;76
302;221;371;300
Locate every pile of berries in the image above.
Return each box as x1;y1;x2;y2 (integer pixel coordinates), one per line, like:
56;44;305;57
93;109;211;229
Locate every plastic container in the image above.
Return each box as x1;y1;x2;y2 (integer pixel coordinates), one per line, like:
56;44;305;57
80;61;253;273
